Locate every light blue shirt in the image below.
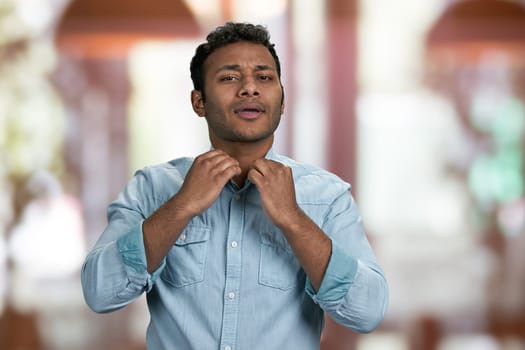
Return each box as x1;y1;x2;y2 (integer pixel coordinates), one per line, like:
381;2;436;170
81;149;388;350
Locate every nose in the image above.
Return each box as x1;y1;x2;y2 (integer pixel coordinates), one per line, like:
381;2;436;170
238;77;259;97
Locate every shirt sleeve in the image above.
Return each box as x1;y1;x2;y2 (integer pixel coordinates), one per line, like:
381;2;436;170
81;168;166;313
305;241;358;302
117;222;165;286
305;189;389;333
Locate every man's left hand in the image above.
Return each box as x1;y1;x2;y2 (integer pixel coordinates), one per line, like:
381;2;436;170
247;159;303;228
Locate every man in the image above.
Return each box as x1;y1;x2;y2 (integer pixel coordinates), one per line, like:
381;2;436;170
81;22;388;350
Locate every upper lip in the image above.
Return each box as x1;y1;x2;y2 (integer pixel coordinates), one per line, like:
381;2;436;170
234;102;265;113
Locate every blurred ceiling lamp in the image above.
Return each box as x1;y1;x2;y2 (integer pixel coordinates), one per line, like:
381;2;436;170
426;0;525;63
55;0;201;58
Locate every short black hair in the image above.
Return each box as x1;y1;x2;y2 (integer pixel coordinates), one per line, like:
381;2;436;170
190;22;282;95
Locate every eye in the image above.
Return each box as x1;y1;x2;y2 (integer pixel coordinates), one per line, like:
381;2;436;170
258;75;272;81
220;75;239;82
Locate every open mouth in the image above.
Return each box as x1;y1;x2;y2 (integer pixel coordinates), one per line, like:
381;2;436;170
234;103;265;120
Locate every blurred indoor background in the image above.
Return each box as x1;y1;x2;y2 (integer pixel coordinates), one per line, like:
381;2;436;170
0;0;524;349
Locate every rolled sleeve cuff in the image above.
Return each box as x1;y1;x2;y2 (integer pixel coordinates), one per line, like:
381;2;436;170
306;240;358;303
116;220;165;286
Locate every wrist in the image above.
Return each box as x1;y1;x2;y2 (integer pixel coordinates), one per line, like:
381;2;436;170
275;206;306;231
168;194;198;222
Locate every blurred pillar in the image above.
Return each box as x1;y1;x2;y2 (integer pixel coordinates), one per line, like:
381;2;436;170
321;2;360;350
326;0;359;185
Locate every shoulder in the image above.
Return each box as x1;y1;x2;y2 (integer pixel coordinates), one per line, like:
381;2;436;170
130;157;194;194
273;153;351;203
138;157;194;179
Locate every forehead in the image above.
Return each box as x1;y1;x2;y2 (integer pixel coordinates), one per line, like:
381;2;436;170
204;41;276;73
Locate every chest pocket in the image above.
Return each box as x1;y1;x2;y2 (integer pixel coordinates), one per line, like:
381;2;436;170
258;231;302;290
161;225;211;288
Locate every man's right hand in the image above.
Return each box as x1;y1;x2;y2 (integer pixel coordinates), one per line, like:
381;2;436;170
175;149;241;218
143;150;240;272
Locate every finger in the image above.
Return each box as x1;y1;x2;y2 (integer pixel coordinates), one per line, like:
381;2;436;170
196;151;237;171
252;159;291;180
223;163;242;179
195;149;226;162
212;156;240;175
196;150;241;169
251;158;273;176
201;151;232;165
247;167;263;185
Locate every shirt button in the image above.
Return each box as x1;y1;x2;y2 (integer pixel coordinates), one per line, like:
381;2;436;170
231;241;238;248
234;194;241;200
225;346;232;350
179;234;186;241
228;292;235;300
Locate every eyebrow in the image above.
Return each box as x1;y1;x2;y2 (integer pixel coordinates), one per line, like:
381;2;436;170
215;64;275;74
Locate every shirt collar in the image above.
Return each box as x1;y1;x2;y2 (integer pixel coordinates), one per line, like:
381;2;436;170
206;145;277;192
207;145;278;161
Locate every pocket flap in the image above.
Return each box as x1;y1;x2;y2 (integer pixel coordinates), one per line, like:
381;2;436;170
175;226;211;246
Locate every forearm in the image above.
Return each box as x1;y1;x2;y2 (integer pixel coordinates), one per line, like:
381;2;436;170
279;209;388;332
276;207;332;292
142;194;193;273
81;165;199;312
142;149;241;272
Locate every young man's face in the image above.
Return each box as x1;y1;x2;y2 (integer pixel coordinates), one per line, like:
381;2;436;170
192;41;284;147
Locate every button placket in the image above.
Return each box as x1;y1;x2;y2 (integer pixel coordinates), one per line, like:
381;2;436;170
219;191;244;350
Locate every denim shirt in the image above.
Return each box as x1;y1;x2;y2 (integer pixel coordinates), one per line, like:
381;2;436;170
81;149;388;350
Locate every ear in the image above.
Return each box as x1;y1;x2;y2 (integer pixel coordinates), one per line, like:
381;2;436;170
191;90;205;117
279;86;285;115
